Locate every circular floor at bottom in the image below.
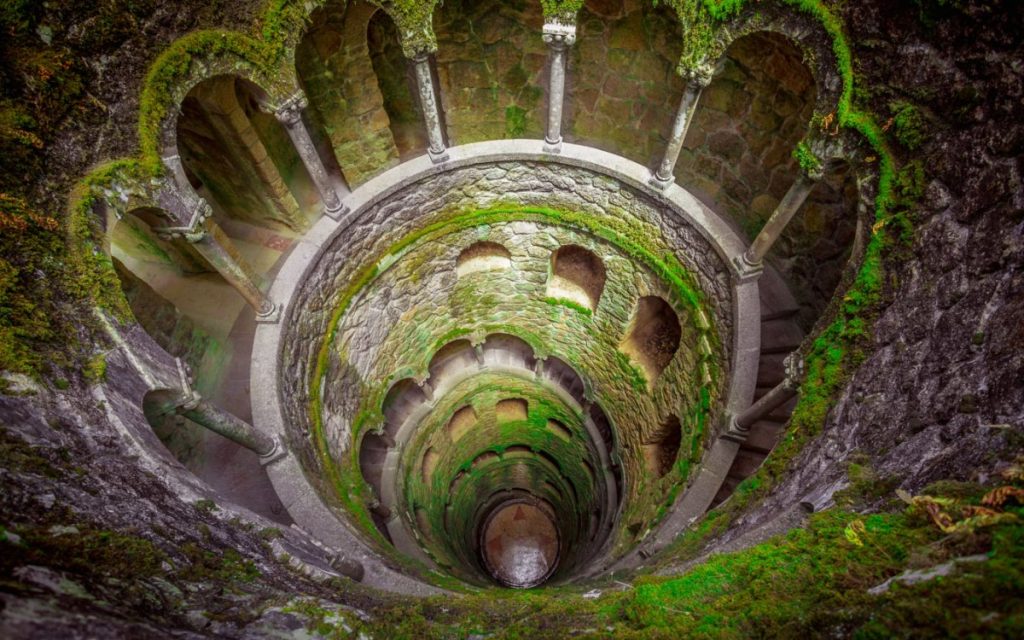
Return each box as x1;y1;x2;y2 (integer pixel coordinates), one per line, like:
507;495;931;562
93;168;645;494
480;501;559;588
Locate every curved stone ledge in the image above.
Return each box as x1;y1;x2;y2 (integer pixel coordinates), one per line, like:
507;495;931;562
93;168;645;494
251;140;761;591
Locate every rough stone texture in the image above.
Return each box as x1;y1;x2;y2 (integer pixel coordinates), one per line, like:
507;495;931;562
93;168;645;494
280;161;733;436
296;0;402;187
433;0;547;144
0;0;265;207
566;0;686;167
0;332;378;638
337;219;702;558
676;31;859;331
705;0;1024;555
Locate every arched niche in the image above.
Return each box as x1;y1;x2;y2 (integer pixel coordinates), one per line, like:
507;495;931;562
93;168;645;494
176;75;311;232
427;338;477;384
495;398;528;423
367;8;430;159
542;356;587;407
546;245;607;313
381;378;428;438
619;295;681;386
421;447;439;485
456;241;512;278
294;0;400;186
481;333;536;370
642;415;682;479
447;405;478;443
358;431;390;497
677;30;817;221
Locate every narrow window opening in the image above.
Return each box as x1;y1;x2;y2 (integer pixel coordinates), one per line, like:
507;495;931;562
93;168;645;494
456;241;512;278
546;245;606;312
619;295;682;386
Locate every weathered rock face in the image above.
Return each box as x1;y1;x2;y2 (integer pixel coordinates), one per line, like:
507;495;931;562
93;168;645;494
0;351;381;639
2;0;1023;635
719;0;1024;544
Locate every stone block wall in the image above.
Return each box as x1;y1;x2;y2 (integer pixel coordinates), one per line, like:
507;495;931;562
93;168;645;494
296;0;401;187
434;0;547;144
279;161;734;561
566;0;686;167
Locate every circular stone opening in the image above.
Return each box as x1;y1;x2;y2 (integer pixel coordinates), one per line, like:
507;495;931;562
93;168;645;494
480;500;560;588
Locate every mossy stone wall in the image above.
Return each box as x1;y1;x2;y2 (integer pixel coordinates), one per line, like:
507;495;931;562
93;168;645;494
433;0;547;143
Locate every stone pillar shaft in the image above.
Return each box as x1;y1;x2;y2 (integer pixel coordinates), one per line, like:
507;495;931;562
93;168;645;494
654;81;705;185
743;172;818;265
153;190;274;317
734;381;798;432
275;93;346;219
542;22;575;152
728;355;803;439
180;396;276;457
192;220;274;316
412;54;448;163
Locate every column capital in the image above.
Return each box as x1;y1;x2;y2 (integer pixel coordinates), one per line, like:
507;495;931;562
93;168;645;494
274;91;308;127
154;200;213;243
732;251;764;282
782;354;805;391
543;20;576;47
682;64;715;89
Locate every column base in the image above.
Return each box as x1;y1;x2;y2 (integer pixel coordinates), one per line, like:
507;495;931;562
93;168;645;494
732;253;764;283
324;200;349;221
721;414;749;443
259;436;289;466
542;138;563;154
255;301;281;324
648;171;674;191
428;148;450;164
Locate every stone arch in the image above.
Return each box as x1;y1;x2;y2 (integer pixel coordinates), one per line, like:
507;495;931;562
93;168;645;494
642;414;682;479
295;0;401;187
546;244;607;312
427;338;477;383
144;31;294;166
619;296;681;387
541;356;587;407
175;74;309;232
447;405;478;442
456;241;512;278
367;8;431;160
381;377;428;438
481;333;537;370
495;398;529;423
676;31;818;232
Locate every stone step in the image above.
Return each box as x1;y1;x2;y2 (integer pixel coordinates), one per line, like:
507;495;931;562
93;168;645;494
756;352;788;388
741;420;787;453
761;317;805;352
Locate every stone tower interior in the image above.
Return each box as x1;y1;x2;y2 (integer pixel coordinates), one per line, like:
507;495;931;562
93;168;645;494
0;0;1022;637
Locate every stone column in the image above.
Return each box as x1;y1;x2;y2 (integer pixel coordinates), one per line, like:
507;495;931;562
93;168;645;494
155;199;276;320
411;53;449;163
274;92;348;220
725;355;803;441
176;390;279;458
542;21;576;153
736;161;823;274
651;69;713;189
